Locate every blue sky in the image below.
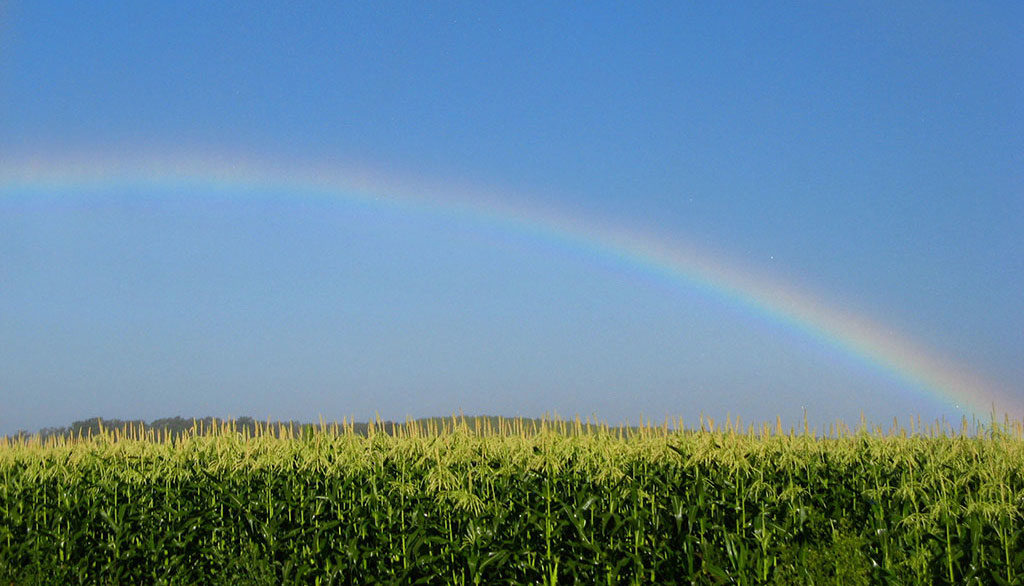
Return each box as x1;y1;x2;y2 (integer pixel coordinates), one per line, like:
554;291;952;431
1;2;1022;434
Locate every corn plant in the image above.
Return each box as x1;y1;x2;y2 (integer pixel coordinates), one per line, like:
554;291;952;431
1;415;1022;584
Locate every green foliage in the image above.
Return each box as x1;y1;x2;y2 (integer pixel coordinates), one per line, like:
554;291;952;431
1;416;1023;584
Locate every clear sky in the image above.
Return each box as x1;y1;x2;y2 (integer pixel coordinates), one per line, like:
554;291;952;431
1;2;1022;435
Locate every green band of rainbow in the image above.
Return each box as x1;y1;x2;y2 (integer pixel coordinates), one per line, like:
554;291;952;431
2;152;1018;419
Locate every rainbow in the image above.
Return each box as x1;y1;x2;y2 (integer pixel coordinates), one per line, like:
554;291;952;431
1;151;1018;419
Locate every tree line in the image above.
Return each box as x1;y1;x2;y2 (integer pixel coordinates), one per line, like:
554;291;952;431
12;414;646;441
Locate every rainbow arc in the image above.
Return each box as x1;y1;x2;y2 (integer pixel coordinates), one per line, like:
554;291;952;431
1;152;1017;419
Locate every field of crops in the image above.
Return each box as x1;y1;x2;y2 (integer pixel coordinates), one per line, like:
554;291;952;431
2;416;1023;584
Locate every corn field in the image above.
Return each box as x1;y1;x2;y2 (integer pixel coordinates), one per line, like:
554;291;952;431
2;415;1023;584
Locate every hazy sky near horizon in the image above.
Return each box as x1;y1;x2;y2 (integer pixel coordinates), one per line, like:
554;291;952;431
1;2;1022;435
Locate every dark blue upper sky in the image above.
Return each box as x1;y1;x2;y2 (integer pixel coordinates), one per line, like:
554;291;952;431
1;2;1021;434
